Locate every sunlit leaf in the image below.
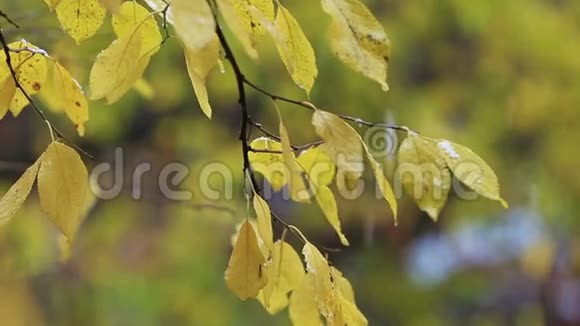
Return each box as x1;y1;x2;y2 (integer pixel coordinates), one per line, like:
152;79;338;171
37;142;89;239
0;77;16;119
360;139;398;222
112;1;162;56
331;267;367;326
303;242;334;320
321;0;390;91
54;0;106;43
0;41;49;116
253;191;273;250
89;30;147;103
0;159;41;226
225;220;268;300
316;186;349;245
40;60;89;136
398;133;451;221
248;137;286;191
297;146;335;187
312;109;363;190
270;5;318;94
182;36;219;118
171;0;215;50
436;139;508;207
258;240;304;314
289;274;323;326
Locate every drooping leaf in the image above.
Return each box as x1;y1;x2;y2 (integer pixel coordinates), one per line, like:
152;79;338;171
312;109;363;189
297;146;335;187
436;139;508;207
182;36;219;118
277;108;310;202
258;240;304;314
253;191;273;250
217;0;260;60
0;159;41;226
89;30;146;103
54;0;107;43
331;267;367;326
112;1;162;56
248;137;287;191
225;220;268;300
398;133;451;221
270;5;318;94
321;0;391;91
360;140;398;222
0;41;49;116
37;142;89;239
289;274;324;326
303;242;334;320
317;186;349;245
171;0;215;50
40;60;89;136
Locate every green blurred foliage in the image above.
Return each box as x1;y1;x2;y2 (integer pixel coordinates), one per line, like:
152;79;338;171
1;0;580;324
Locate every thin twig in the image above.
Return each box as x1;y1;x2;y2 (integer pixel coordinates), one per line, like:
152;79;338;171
0;10;19;28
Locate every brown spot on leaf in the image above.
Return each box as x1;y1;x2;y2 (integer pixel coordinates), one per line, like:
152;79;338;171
32;82;40;91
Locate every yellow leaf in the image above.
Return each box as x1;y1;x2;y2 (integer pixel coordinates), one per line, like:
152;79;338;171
303;242;334;320
171;0;215;50
321;0;391;91
316;186;349;246
37;142;89;239
0;77;16;119
216;0;259;59
248;137;287;191
89;30;147;103
277;107;310;202
258;240;304;314
0;159;41;226
40;60;89;136
361;140;398;223
132;78;155;100
331;267;367;326
270;5;318;94
297;146;335;187
398;133;451;221
112;1;162;56
289;274;324;326
225;220;268;300
55;0;106;43
0;41;49;116
436;139;508;207
311;109;363;189
182;36;219;118
43;0;62;10
253;192;273;250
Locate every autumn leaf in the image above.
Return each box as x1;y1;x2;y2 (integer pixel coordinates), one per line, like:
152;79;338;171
112;1;162;56
40;60;89;136
436;139;508;207
248;137;287;191
253;191;273;250
289;274;323;326
37;142;89;239
312;109;363;190
303;242;334;320
225;220;268;300
89;30;146;103
269;5;318;94
331;267;368;326
258;240;304;314
171;0;215;50
398;133;451;221
0;40;49;116
321;0;391;91
182;36;219;118
0;77;16;119
0;159;42;226
54;0;106;43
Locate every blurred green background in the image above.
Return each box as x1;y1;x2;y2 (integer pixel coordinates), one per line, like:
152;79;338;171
1;0;580;324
